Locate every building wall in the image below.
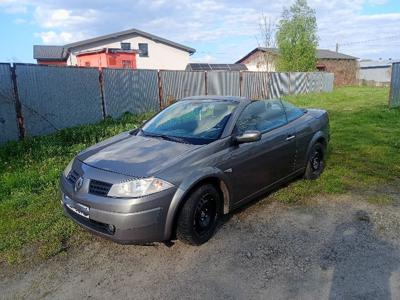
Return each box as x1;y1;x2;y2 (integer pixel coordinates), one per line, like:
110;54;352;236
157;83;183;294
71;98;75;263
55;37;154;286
359;66;391;83
241;50;358;86
67;35;190;70
37;60;67;66
240;51;277;72
318;59;358;86
76;52;137;69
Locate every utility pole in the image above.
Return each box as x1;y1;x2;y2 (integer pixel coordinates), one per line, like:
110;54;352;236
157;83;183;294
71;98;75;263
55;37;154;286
335;43;339;53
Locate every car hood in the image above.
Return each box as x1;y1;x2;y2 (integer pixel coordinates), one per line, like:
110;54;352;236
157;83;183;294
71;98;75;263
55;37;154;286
77;132;201;177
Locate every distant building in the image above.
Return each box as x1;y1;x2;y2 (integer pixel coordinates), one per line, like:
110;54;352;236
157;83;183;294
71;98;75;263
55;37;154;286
76;48;138;69
359;59;400;85
33;28;195;70
236;47;358;86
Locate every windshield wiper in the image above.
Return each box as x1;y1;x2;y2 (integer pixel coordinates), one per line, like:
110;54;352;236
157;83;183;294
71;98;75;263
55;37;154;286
141;131;187;144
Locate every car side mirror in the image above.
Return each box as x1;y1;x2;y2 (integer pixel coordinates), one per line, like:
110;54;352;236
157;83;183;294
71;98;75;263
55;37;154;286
235;130;261;144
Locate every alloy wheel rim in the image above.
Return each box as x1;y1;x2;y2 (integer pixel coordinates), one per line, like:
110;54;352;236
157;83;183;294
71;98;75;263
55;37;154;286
194;193;217;236
311;150;322;172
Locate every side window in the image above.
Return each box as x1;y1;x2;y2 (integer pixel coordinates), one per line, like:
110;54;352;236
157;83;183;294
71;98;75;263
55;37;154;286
281;100;304;122
138;43;149;57
235;100;287;134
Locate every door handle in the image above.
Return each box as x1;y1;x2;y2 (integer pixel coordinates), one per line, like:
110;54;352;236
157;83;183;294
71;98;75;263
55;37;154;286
286;135;296;141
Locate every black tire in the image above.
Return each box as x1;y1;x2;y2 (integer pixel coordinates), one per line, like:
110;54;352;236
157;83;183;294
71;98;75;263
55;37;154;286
177;184;221;245
304;142;326;180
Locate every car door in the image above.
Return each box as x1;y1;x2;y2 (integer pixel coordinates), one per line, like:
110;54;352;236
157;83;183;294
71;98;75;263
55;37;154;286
225;100;296;205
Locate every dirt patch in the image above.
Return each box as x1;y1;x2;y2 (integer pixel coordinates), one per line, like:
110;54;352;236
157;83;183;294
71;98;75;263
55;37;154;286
2;190;400;299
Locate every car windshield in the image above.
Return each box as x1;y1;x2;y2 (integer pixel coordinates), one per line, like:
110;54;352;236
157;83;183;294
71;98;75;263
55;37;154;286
140;100;238;145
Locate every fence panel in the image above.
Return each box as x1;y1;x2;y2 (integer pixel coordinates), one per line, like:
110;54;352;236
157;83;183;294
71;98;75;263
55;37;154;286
0;63;19;144
322;73;335;92
241;72;269;99
160;71;205;107
389;63;400;108
268;72;290;98
15;64;103;136
290;72;308;95
308;72;323;93
207;71;240;96
103;69;159;118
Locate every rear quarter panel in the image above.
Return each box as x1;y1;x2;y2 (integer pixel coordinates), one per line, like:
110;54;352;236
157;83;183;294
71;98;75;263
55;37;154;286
294;109;329;170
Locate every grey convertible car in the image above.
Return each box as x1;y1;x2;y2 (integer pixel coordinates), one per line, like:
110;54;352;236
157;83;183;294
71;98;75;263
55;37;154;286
60;96;329;245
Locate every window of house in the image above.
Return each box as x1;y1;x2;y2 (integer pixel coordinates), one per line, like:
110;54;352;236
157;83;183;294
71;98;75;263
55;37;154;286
121;42;131;50
235;99;287;134
122;60;132;69
138;43;149;57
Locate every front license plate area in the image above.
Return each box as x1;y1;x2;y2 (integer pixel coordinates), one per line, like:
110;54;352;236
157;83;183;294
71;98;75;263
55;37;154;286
66;203;90;219
63;195;90;219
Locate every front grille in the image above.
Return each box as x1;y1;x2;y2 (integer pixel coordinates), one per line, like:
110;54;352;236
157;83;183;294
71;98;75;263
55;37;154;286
89;179;112;196
67;170;79;185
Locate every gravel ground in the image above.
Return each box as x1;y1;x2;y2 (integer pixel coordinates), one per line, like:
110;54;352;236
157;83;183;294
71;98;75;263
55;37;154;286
2;189;400;300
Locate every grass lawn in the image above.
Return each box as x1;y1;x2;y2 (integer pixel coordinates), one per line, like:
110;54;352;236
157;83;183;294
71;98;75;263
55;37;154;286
0;87;399;265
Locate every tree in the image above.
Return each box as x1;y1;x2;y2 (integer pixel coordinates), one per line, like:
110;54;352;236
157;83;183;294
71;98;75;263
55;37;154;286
256;14;277;72
276;0;318;72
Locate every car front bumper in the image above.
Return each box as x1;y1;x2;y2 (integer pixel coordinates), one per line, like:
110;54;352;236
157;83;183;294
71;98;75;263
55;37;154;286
60;168;177;244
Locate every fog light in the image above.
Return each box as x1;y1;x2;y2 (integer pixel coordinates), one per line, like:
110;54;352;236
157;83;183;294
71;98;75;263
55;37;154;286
107;224;116;234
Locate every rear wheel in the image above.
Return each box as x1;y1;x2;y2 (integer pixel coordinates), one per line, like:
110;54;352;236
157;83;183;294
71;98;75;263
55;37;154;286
304;142;325;180
177;184;221;245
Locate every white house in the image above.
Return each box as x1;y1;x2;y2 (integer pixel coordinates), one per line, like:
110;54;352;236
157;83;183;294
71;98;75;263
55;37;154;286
33;28;195;70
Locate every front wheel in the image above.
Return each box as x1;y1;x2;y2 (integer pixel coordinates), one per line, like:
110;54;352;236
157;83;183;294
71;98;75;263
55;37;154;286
304;142;326;180
176;184;221;245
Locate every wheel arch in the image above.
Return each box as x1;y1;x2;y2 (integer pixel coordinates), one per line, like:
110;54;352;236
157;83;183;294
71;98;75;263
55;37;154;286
163;170;232;240
305;131;328;161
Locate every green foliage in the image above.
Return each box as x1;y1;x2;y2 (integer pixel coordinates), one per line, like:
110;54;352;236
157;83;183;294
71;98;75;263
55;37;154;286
276;0;318;71
0;112;153;264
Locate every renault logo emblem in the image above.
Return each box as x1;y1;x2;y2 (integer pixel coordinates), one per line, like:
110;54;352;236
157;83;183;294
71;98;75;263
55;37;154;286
74;177;84;192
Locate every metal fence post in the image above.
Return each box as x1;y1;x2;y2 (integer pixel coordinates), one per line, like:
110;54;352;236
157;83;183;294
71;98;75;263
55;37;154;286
239;71;243;97
158;70;163;110
204;71;208;95
98;68;107;119
10;64;25;139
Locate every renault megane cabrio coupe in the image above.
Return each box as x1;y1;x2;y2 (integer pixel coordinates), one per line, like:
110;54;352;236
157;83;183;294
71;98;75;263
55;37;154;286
60;96;329;245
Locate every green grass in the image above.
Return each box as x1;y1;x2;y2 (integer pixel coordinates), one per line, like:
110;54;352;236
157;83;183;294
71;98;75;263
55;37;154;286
0;113;152;264
1;86;399;265
274;86;400;203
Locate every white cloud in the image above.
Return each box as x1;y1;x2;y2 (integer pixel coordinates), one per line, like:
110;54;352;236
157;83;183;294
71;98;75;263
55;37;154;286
1;0;400;61
35;31;87;44
33;6;98;29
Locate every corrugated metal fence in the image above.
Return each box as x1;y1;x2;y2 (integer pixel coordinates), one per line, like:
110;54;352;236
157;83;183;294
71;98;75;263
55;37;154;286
389;62;400;108
0;64;334;144
0;63;19;144
102;69;159;118
15;64;103;136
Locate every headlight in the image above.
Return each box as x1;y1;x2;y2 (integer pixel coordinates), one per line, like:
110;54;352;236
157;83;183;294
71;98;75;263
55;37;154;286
63;158;74;177
107;178;174;198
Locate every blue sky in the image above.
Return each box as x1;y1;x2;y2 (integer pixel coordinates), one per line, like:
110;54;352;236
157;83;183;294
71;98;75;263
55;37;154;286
0;0;399;63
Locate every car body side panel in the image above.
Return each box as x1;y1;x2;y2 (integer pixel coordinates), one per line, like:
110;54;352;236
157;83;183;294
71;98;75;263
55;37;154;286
223;124;296;204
